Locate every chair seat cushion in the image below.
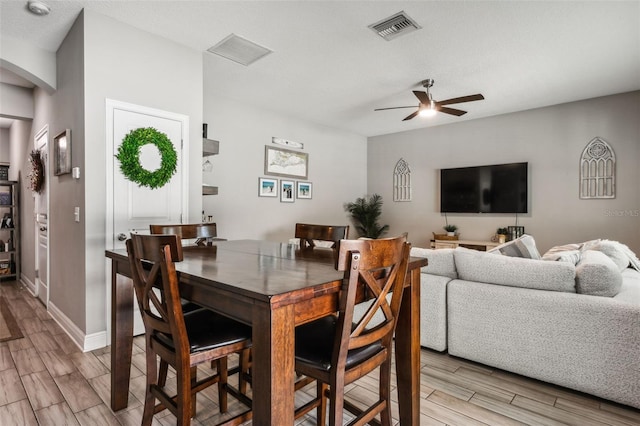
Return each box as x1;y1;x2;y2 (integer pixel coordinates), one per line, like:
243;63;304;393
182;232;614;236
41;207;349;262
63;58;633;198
295;315;383;372
155;309;251;353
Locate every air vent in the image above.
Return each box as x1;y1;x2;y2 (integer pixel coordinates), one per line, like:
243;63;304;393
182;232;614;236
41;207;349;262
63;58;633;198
369;11;421;41
207;34;272;66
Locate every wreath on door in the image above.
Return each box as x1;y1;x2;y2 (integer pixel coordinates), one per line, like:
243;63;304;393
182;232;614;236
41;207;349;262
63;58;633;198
28;150;45;193
116;127;177;189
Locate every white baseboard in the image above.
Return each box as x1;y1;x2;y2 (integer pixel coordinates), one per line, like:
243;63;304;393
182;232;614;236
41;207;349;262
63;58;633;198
48;302;108;352
20;275;37;295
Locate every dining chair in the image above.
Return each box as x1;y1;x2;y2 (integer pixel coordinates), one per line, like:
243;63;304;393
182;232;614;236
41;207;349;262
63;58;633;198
126;233;252;426
294;223;350;249
293;235;411;426
150;223;219;246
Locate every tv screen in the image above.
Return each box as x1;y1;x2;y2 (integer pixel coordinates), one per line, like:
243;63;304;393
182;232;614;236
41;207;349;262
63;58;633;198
440;162;528;213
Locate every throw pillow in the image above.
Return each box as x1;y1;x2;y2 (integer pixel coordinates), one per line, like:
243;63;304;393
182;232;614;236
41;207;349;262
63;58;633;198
542;243;582;264
591;240;630;272
575;250;623;297
487;234;541;259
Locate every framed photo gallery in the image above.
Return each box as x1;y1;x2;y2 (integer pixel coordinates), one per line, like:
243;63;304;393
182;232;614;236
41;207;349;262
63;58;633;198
258;177;312;202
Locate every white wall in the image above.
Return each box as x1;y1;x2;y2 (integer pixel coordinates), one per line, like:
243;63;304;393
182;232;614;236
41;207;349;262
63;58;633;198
368;91;640;254
0;83;34;120
203;95;367;242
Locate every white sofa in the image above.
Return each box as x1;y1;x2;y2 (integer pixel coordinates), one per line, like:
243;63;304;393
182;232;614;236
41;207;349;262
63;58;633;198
411;237;640;409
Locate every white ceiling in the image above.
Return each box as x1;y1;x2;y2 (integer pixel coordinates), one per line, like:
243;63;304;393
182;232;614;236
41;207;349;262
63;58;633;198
1;1;639;137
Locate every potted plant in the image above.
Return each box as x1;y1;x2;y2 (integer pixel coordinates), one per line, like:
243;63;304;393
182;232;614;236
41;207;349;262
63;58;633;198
496;227;508;243
443;224;458;236
344;193;389;238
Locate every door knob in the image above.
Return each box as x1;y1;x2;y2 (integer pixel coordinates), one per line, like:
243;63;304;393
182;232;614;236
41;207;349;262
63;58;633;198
117;233;127;241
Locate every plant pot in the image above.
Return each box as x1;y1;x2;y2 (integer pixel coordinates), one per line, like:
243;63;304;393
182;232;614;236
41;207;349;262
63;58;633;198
498;234;506;244
447;232;455;237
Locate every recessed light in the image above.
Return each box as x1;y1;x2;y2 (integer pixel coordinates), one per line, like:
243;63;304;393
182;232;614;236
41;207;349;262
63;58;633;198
27;1;50;16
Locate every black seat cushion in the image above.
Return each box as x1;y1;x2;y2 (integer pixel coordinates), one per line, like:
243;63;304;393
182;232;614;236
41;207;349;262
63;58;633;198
155;309;251;354
295;315;383;372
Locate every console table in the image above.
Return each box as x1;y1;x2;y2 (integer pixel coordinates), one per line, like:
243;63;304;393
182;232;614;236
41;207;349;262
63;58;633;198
431;239;500;251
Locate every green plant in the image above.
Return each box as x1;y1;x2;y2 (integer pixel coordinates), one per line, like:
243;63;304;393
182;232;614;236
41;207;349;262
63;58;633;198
443;224;457;233
497;227;509;235
344;194;389;239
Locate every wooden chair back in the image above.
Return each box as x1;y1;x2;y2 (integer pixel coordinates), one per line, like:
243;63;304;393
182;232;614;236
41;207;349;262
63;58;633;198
150;223;217;246
335;235;411;359
126;234;188;356
294;223;349;249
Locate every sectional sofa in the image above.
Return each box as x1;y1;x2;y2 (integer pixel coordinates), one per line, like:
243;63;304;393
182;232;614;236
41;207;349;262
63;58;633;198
411;236;640;409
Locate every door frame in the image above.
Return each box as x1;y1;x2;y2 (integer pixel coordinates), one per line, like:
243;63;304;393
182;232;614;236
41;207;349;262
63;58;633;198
34;124;50;307
105;99;190;343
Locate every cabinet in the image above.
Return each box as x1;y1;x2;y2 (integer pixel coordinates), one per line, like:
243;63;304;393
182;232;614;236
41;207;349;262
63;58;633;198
0;181;19;280
202;138;219;196
431;239;499;252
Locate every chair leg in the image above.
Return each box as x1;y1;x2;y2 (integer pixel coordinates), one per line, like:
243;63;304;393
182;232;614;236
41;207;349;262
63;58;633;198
239;349;251;394
190;366;198;418
158;359;169;387
217;357;229;412
176;365;192;425
142;348;158;426
328;381;344;426
379;359;392;426
316;382;328;426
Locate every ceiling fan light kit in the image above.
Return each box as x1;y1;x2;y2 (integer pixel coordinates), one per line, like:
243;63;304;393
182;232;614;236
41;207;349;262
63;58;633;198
375;79;484;121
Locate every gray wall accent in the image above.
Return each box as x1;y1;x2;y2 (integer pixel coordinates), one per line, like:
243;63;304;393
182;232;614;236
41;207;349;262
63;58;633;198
0;83;34;120
368;91;640;254
202;95;367;242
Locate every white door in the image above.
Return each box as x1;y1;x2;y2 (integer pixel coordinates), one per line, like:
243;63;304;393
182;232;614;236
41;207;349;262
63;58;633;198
106;100;189;337
34;126;49;307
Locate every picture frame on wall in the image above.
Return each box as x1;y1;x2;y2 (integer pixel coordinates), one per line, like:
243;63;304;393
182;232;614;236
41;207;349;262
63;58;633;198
258;177;278;197
280;180;295;203
264;145;308;179
53;129;71;175
297;181;312;199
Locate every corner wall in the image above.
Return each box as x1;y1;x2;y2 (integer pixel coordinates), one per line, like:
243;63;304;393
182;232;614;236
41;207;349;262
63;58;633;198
368;91;640;254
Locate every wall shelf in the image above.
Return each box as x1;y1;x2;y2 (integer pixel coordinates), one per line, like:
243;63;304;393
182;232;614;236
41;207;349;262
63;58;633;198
0;181;19;280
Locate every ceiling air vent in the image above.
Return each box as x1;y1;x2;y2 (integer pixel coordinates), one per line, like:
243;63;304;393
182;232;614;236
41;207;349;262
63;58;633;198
369;11;421;41
207;34;272;66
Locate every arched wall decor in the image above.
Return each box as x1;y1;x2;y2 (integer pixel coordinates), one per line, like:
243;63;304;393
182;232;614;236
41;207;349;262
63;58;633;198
580;137;615;199
393;158;412;202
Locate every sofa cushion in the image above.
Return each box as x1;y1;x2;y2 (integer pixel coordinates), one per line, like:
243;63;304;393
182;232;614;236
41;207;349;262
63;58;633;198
410;247;457;279
488;234;541;259
589;241;630;272
575;250;623;297
454;247;576;292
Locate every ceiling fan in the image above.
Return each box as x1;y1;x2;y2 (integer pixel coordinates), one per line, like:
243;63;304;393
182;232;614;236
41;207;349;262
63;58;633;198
375;79;484;121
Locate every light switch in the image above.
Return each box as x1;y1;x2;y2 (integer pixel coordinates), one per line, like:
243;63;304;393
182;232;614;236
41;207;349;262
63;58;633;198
74;207;80;222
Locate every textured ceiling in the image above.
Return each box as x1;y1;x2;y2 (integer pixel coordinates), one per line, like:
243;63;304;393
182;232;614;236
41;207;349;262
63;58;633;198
1;1;639;137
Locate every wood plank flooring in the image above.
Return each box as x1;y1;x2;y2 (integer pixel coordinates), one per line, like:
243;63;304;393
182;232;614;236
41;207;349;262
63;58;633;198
1;279;638;425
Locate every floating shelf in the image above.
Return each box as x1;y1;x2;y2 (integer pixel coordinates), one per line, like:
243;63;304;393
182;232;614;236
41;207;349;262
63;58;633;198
202;184;218;196
203;138;219;156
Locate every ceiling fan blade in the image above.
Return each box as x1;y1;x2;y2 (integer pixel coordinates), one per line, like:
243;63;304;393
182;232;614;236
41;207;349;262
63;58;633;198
437;94;484;106
402;110;420;121
374;106;417;111
412;90;430;104
438;106;467;116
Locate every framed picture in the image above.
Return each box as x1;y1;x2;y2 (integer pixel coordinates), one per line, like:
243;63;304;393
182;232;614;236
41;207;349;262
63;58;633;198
280;180;295;203
258;177;278;197
264;145;308;179
53;129;71;175
297;181;312;199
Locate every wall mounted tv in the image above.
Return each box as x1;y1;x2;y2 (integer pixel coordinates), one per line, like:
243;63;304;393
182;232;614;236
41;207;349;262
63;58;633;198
440;162;528;213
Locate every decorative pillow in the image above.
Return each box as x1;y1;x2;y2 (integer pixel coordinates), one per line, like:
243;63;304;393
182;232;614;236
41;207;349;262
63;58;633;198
410;247;457;279
542;243;582;264
488;234;541;259
454;247;576;292
575;250;623;297
590;240;630;272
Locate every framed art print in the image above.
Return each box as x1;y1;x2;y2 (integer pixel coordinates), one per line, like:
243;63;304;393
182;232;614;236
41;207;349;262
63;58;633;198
258;177;278;197
54;129;71;175
297;181;312;199
280;180;295;203
264;145;308;179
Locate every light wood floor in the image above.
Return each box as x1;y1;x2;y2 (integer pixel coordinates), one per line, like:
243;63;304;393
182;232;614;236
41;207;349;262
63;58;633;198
1;279;639;425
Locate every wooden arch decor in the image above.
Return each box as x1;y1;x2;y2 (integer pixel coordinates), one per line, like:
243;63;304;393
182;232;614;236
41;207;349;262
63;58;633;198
393;158;411;202
580;137;615;199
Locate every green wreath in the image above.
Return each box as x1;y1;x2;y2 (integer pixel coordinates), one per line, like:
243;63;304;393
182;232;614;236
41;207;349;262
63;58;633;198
116;127;177;189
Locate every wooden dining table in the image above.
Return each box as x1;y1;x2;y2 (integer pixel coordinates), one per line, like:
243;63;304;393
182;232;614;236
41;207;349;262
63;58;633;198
105;239;427;425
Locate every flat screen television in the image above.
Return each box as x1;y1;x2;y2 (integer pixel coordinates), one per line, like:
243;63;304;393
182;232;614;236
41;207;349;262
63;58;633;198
440;162;528;213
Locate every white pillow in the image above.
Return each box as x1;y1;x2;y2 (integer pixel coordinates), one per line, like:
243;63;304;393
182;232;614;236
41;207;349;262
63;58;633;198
488;234;541;259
